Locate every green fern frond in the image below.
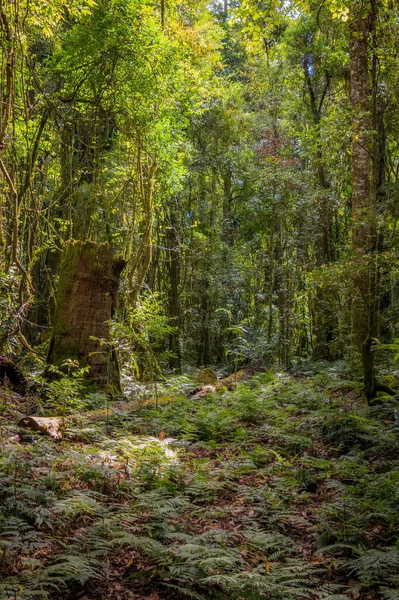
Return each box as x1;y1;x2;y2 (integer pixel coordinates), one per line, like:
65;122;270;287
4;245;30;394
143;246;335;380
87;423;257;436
383;590;399;600
42;553;102;585
161;582;207;599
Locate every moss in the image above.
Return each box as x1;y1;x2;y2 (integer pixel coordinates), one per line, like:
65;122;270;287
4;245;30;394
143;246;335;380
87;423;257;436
196;368;218;384
381;374;399;391
52;240;114;337
52;241;80;335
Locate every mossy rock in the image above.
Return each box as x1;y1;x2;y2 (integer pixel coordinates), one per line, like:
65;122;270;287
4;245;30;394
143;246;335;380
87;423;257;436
196;368;217;384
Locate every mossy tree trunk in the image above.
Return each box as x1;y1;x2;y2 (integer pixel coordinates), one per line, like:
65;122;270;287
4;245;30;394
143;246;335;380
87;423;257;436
349;0;377;400
349;1;394;401
47;241;125;393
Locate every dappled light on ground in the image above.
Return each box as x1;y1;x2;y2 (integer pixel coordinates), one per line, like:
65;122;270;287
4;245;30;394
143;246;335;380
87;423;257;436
1;367;399;599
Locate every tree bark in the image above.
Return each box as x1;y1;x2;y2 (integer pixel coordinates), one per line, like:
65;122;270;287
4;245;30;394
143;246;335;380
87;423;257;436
166;206;182;372
302;52;336;360
47;240;125;393
349;0;391;400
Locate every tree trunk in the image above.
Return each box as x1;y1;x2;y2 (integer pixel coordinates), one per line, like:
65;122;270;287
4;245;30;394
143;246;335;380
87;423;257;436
47;240;125;393
274;217;290;367
349;0;392;400
166;205;182;372
302;52;336;360
222;168;232;244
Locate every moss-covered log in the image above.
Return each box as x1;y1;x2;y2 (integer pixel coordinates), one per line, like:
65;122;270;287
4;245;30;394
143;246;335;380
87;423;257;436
47;241;125;393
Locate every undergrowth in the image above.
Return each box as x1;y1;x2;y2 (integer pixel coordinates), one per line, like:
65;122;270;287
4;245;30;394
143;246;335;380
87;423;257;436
0;368;399;599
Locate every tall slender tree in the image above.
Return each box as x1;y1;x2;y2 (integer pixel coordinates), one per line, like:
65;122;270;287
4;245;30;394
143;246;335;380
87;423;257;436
349;0;393;399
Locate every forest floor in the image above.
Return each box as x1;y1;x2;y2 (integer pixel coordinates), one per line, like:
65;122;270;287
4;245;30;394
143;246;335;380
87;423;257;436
1;363;399;600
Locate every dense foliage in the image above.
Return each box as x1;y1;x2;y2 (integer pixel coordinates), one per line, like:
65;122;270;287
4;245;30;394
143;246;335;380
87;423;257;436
0;0;398;386
1;0;399;599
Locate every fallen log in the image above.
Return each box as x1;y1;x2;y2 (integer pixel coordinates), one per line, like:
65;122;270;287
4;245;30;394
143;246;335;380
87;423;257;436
190;369;249;400
18;416;63;440
191;385;216;400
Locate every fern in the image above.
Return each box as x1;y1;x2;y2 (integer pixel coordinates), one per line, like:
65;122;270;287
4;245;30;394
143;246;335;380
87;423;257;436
1;370;399;600
317;596;352;600
351;547;399;585
161;582;207;599
54;489;104;517
243;529;294;554
0;579;51;599
383;591;399;600
41;553;102;585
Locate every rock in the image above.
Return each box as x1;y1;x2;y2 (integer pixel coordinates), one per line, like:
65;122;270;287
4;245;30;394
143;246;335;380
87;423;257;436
18;416;63;440
195;368;217;384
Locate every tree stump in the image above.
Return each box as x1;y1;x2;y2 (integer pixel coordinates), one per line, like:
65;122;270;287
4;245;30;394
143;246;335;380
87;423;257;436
47;241;125;393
